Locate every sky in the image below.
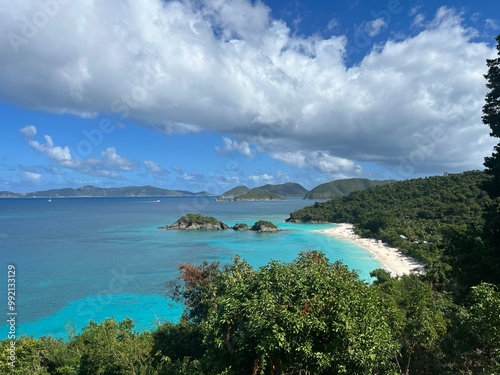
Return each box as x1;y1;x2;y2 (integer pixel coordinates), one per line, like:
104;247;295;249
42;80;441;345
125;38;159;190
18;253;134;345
0;0;499;194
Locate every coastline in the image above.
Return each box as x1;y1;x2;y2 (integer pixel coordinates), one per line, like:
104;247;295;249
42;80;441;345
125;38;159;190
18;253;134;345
316;223;425;277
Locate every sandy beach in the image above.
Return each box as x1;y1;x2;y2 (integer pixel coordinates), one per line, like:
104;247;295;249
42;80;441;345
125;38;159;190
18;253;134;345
316;223;425;277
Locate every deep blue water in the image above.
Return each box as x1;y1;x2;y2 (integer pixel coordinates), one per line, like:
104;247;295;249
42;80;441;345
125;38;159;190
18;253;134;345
0;197;383;339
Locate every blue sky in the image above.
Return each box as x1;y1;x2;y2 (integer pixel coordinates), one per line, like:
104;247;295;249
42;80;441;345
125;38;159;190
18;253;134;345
1;0;499;193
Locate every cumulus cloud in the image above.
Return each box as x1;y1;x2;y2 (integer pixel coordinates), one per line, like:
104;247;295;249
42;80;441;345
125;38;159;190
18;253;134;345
3;3;497;175
271;151;361;175
215;137;254;158
20;126;138;178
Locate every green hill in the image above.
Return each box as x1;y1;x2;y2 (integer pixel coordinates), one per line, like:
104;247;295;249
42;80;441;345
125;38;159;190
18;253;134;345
220;183;307;200
258;182;308;197
2;185;215;198
220;185;250;199
234;188;284;201
304;178;394;199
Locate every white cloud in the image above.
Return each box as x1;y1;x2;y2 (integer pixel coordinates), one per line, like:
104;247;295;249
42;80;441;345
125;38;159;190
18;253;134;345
21;171;42;183
215;137;254;158
327;18;339;31
247;171;289;186
485;18;499;30
271;150;361;175
20;126;79;168
412;13;426;28
100;147;136;171
20;126;137;177
144;160;163;173
2;4;497;176
365;18;386;37
248;173;274;185
19;125;37;138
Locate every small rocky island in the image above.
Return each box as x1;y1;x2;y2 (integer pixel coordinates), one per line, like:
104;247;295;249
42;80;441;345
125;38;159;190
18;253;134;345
250;220;280;232
159;213;230;230
160;214;281;232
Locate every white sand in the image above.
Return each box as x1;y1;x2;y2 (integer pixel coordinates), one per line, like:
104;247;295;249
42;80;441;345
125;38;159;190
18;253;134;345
316;223;425;277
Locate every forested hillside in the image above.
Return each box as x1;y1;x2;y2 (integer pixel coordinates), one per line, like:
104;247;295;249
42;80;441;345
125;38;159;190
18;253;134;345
288;171;495;285
304;178;394;199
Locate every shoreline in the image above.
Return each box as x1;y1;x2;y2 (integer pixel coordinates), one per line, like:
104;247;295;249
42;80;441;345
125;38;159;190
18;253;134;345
315;223;425;277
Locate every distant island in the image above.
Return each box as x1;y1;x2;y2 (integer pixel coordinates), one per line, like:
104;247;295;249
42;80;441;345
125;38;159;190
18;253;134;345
0;185;215;198
159;214;281;232
1;179;396;199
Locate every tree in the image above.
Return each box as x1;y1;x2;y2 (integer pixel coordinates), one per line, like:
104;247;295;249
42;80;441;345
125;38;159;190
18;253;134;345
372;275;449;375
481;33;500;285
445;283;500;374
198;251;398;374
483;34;500;197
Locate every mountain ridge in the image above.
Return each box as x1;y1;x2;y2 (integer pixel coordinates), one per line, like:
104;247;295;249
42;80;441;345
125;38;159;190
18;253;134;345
0;185;215;198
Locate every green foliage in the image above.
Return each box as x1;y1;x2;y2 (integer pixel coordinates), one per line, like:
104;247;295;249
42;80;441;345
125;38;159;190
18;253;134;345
73;318;154;375
483;34;500;198
462;283;500;370
177;214;222;226
197;252;398;374
372;275;449;374
304;178;394;200
250;220;279;231
443;283;500;374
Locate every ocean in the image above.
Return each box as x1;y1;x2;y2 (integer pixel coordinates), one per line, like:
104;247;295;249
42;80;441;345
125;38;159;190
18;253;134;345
0;197;383;339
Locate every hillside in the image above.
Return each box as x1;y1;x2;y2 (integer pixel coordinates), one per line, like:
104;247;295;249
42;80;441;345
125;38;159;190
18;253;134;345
234;188;284;201
288;171;492;273
219;182;308;200
1;185;215;198
220;185;250;199
304;178;394;199
258;182;309;197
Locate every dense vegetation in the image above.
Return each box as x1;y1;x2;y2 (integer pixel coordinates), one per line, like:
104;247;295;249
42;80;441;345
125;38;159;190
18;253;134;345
3;33;500;375
2;252;499;374
304;178;395;200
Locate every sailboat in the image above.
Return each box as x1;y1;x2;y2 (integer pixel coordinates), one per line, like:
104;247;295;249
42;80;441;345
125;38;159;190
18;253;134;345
48;197;52;202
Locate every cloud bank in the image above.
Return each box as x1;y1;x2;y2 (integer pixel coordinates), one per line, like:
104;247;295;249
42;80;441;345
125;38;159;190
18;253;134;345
1;1;497;177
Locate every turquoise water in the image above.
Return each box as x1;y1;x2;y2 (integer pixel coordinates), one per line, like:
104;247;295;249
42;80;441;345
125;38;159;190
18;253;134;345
0;197;383;339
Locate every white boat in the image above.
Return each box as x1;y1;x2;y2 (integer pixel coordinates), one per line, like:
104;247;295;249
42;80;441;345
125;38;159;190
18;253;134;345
48;197;52;202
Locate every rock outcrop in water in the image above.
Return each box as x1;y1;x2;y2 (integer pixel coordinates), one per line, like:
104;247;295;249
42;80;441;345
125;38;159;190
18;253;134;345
160;214;281;233
233;223;250;231
250;220;280;232
160;213;230;230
